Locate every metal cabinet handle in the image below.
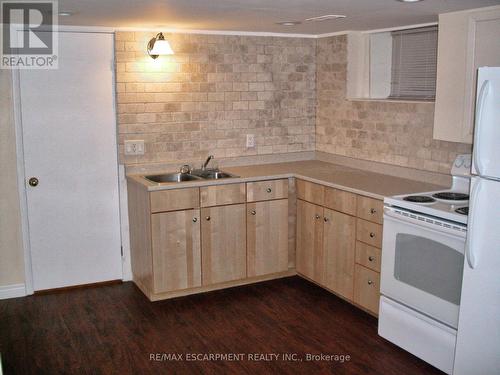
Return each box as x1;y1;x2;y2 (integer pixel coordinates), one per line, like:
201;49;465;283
369;232;375;238
192;217;198;223
368;280;374;285
315;214;321;220
368;256;375;262
266;187;272;193
323;217;329;222
370;208;376;214
28;177;39;187
250;210;256;215
205;216;211;221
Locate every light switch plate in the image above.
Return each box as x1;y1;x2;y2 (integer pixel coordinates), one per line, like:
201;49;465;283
124;140;145;155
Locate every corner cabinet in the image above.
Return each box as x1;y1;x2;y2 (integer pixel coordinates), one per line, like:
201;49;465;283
127;178;291;301
434;6;500;143
296;180;383;316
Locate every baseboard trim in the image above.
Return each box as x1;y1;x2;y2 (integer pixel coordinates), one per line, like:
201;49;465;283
0;283;26;300
34;279;123;295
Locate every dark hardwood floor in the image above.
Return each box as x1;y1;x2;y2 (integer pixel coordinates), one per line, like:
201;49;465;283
0;276;444;375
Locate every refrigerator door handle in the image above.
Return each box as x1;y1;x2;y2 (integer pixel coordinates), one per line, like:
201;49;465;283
465;178;482;269
473;80;490;175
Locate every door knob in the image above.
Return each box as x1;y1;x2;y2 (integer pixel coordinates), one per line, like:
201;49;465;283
323;217;329;222
266;187;272;193
205;216;211;221
192;217;198;223
315;214;321;220
28;177;39;187
370;208;377;214
250;210;256;215
368;280;374;285
368;256;375;262
369;232;375;238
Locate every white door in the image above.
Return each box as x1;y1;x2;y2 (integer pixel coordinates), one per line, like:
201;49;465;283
453;177;500;375
19;32;122;291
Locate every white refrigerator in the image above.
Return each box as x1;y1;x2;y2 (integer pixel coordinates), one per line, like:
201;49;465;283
453;67;500;375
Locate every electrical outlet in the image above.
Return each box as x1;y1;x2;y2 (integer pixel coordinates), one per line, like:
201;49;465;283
124;140;145;155
246;134;255;148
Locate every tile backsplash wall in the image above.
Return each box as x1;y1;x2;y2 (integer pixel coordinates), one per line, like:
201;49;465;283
316;35;472;175
115;32;316;166
116;32;472;175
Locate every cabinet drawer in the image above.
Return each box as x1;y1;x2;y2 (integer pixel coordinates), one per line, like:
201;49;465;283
356;219;383;248
296;179;324;206
355;241;381;272
150;188;199;213
200;183;245;207
246;179;288;202
354;264;380;315
324;187;357;216
357;196;383;224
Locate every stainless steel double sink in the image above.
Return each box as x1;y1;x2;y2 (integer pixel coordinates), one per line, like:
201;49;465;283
145;169;238;184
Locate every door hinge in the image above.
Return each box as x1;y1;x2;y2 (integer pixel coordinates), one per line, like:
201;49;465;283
120;245;123;257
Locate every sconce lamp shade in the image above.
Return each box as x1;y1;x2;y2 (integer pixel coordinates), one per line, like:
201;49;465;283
147;33;174;59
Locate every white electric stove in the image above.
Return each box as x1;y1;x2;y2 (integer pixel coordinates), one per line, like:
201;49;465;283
379;154;471;375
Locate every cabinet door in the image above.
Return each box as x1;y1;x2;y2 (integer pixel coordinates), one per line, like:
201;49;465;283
434;8;500;143
296;199;323;281
151;209;201;293
322;209;356;300
354;264;381;315
247;199;289;277
201;204;247;285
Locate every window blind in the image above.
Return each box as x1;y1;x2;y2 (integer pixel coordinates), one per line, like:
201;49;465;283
389;26;438;100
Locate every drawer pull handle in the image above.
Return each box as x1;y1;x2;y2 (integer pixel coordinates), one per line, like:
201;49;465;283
192;217;198;223
368;256;375;262
266;187;272;193
315;214;321;220
250;210;256;215
370;208;377;214
324;217;329;222
367;280;374;286
205;216;211;221
369;232;375;238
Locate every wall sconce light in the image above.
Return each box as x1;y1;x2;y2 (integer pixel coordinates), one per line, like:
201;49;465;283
147;32;174;59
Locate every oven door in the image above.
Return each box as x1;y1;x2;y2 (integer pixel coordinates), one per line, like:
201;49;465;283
381;207;466;328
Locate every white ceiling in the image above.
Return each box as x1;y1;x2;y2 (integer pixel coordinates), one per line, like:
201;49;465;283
58;0;500;35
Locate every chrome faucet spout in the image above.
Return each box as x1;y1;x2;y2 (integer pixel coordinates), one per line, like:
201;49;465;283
202;155;214;170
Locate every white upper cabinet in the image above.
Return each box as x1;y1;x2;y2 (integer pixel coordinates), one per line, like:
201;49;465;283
433;6;500;144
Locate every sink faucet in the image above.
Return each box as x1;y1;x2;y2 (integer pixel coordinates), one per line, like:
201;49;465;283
202;155;214;170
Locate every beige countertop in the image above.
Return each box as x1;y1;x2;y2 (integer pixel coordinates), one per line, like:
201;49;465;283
127;160;446;200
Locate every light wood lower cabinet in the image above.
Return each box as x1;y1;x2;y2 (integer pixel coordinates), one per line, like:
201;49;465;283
151;209;201;293
201;204;247;285
247;199;289;277
322;209;356;300
354;264;381;315
296;199;356;301
296;199;324;280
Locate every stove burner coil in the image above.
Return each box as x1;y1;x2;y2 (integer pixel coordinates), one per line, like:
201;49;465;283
403;195;436;203
432;192;469;201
